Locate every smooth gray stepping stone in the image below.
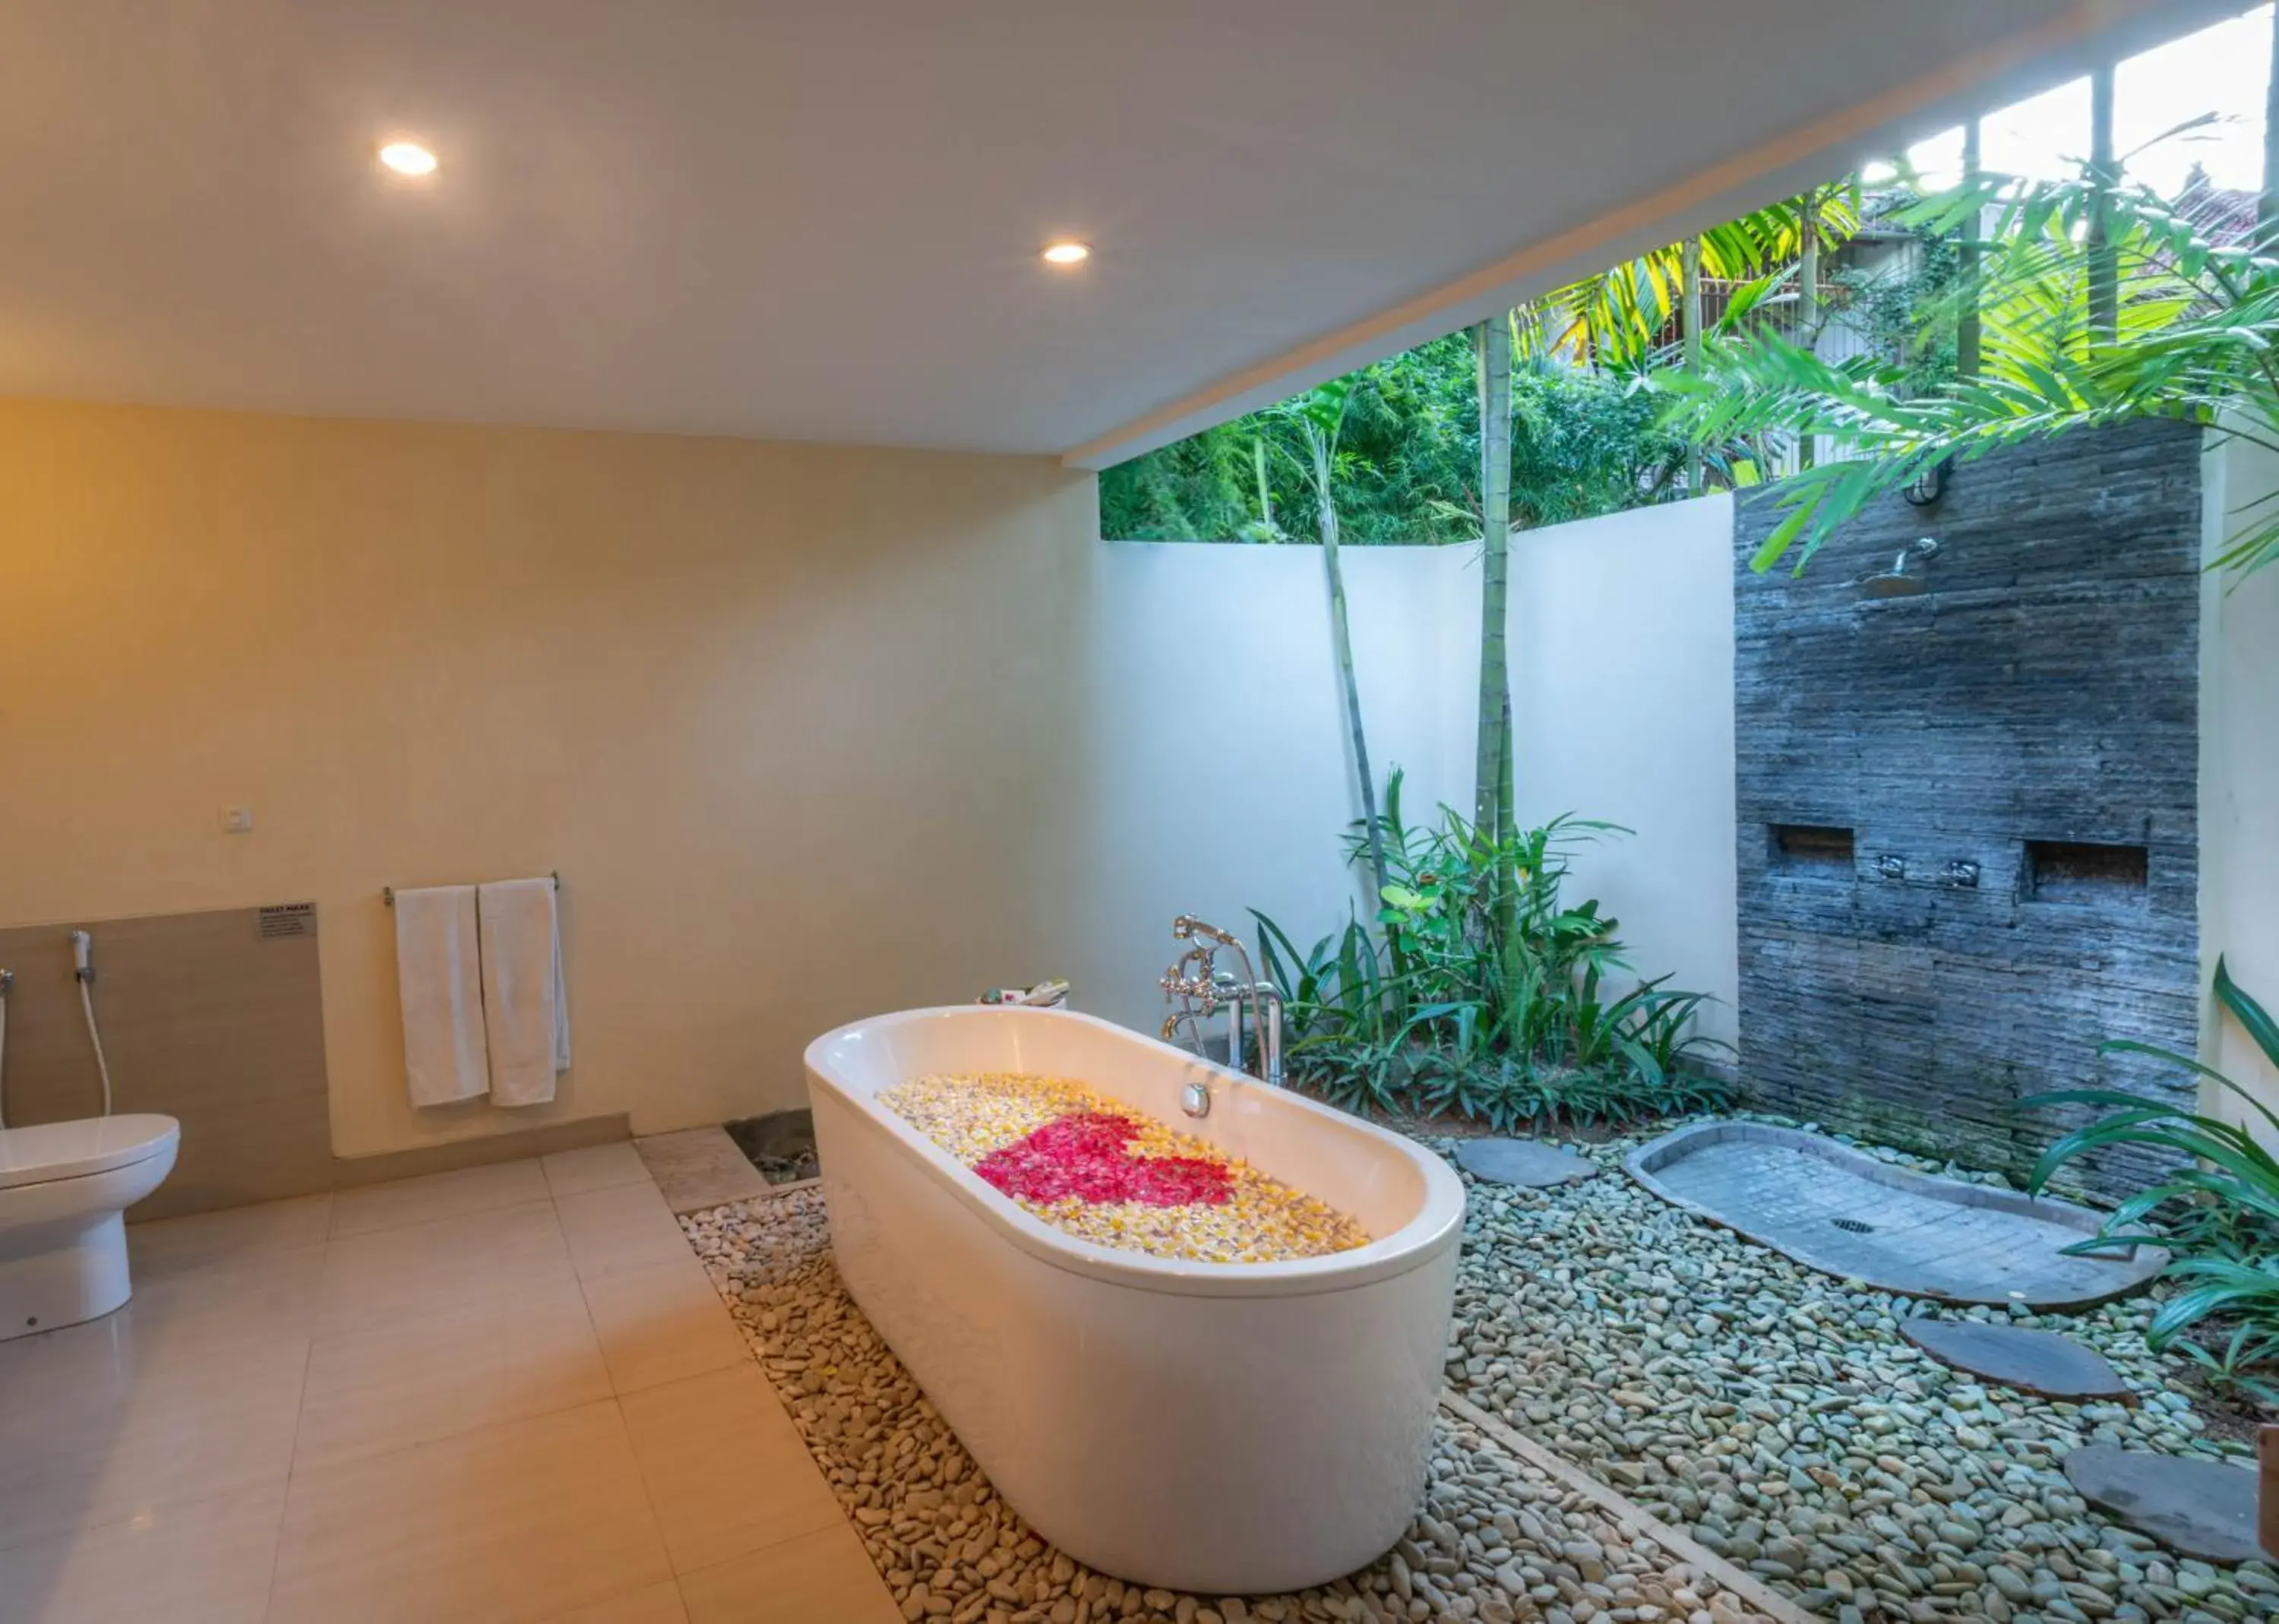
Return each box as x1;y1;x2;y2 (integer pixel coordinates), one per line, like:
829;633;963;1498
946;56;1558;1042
1456;1139;1597;1187
2063;1445;2267;1563
1900;1319;2132;1399
1624;1121;2166;1309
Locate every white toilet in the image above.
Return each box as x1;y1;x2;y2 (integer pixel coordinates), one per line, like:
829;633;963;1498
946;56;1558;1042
0;1114;180;1340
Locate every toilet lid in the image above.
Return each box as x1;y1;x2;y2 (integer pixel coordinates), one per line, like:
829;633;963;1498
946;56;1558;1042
0;1114;180;1190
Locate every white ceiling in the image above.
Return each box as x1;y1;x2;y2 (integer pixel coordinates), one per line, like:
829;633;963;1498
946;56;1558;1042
0;2;2239;460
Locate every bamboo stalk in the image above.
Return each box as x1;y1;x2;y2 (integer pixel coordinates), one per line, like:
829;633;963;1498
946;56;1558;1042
1681;236;1704;491
2264;14;2279;251
1958;118;1983;382
1252;434;1274;536
1473;315;1514;836
1797;196;1820;471
1310;418;1388;902
2088;63;2118;343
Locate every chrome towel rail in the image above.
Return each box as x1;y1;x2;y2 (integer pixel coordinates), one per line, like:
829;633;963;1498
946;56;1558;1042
383;871;559;908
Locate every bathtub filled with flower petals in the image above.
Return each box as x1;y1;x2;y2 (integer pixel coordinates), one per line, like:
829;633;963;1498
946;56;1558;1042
804;1004;1466;1595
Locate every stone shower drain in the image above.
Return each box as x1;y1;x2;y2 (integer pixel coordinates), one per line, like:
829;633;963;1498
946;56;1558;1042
1624;1121;2169;1306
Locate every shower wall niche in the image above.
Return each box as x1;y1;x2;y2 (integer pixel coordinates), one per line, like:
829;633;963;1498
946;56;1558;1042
1733;419;2202;1196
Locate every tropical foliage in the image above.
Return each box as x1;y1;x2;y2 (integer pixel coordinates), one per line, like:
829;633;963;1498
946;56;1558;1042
2025;961;2279;1404
1659;153;2279;579
1103;185;1867;547
1252;772;1731;1132
1825;224;1962;398
1521;185;1860;371
1098;336;1687;545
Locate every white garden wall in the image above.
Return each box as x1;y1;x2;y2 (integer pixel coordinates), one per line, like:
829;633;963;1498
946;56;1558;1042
1074;542;1471;1035
1086;455;2274;1113
1505;497;1740;1049
2201;434;2279;1131
1077;501;1743;1051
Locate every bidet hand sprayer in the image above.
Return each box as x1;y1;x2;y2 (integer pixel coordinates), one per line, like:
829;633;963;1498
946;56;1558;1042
0;967;12;1130
66;930;113;1116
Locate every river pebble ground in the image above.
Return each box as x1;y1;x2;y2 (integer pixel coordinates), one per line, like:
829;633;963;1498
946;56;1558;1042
685;1184;1781;1624
681;1118;2279;1623
1437;1124;2276;1622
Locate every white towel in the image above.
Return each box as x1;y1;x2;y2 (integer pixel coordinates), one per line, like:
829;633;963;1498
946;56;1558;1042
394;885;492;1107
477;877;570;1107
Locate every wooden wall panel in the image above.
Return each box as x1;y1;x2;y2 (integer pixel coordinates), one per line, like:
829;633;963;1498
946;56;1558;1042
1734;419;2202;1197
0;904;333;1218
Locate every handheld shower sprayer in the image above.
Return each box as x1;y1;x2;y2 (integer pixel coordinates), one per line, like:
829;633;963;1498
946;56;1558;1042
66;930;114;1117
0;968;12;1130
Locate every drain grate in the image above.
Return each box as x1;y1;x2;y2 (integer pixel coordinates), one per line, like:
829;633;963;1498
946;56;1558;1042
1832;1218;1875;1234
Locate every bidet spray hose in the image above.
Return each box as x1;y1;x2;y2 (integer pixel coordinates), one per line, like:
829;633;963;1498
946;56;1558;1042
69;932;113;1118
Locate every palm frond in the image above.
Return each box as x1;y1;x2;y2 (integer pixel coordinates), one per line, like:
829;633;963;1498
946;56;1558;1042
1658;163;2279;578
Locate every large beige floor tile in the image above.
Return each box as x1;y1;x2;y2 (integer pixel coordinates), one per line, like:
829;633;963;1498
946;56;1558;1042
315;1198;572;1338
542;1141;653;1199
125;1236;329;1350
296;1275;614;1470
676;1521;899;1624
580;1255;749;1394
0;1259;305;1427
0;1481;285;1624
555;1180;694;1282
268;1399;673;1624
127;1193;334;1281
619;1364;843;1574
0;1238;328;1370
539;1579;690;1623
330;1157;552;1237
0;1329;308;1549
634;1128;770;1215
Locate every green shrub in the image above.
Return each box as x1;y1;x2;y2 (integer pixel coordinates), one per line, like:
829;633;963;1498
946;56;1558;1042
2025;959;2279;1404
1253;770;1729;1132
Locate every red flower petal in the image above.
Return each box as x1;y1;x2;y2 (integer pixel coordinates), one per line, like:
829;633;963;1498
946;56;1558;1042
972;1111;1234;1208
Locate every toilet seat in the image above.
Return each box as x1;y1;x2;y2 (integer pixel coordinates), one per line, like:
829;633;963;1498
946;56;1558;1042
0;1114;180;1190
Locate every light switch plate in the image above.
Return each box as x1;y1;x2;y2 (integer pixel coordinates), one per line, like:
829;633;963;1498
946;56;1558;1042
222;805;256;834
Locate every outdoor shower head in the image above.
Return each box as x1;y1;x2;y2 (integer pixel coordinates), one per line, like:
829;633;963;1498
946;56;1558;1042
1863;538;1939;599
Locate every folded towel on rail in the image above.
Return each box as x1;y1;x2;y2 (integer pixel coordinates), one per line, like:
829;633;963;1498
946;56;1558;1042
477;877;571;1107
393;885;492;1107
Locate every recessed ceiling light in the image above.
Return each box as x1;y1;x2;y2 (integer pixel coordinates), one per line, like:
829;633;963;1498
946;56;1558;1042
1041;240;1092;267
378;141;438;177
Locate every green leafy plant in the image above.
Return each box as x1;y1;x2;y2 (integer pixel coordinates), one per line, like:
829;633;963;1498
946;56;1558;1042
1103;334;1697;548
2173;1319;2279;1410
2025;959;2279;1402
1253;769;1730;1132
1521;186;1860;372
1658;147;2279;579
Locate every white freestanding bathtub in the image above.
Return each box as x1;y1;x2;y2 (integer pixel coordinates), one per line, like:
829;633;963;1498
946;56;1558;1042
804;1006;1465;1596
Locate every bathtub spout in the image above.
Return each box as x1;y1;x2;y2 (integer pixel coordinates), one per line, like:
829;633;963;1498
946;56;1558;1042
1161;1009;1206;1048
1253;981;1285;1088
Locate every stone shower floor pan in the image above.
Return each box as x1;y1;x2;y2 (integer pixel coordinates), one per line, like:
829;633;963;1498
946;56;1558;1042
1624;1121;2166;1310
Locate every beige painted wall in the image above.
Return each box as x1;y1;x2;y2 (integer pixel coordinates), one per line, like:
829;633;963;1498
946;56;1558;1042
0;399;1096;1156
